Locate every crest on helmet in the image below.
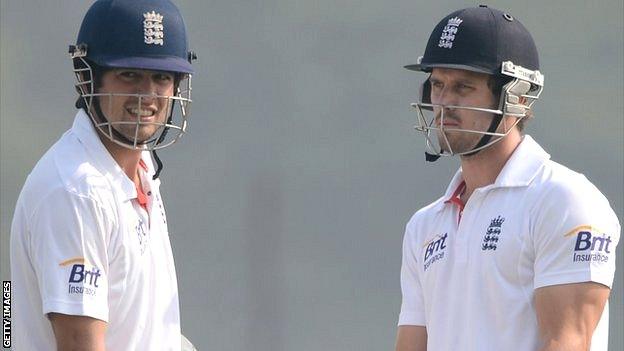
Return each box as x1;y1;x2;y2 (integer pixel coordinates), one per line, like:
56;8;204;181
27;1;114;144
144;11;164;45
438;16;463;49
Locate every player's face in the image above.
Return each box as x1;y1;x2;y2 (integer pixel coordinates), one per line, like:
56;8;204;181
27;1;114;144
96;68;175;144
428;68;498;154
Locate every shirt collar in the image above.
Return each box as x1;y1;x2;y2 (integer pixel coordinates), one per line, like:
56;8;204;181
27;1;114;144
71;110;157;201
432;169;465;213
442;169;466;203
433;135;550;213
492;135;550;188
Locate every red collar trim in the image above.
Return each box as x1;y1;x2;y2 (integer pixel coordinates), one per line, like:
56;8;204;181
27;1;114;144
139;159;148;172
444;180;466;210
135;160;149;210
135;182;148;210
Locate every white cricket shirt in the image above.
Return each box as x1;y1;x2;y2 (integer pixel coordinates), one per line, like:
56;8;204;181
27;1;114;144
11;110;181;350
398;135;620;351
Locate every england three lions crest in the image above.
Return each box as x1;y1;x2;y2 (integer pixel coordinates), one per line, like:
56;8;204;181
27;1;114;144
482;216;505;251
438;16;463;49
144;11;164;45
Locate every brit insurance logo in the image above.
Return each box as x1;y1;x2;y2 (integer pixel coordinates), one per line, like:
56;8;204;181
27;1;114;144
59;257;102;297
423;233;448;271
565;225;614;263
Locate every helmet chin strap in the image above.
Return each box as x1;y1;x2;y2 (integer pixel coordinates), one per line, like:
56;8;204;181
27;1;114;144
425;152;441;162
425;113;503;162
151;113;174;180
463;113;503;157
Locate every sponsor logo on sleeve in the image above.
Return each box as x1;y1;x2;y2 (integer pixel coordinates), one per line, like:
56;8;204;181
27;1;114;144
59;258;103;297
565;225;613;263
422;233;448;271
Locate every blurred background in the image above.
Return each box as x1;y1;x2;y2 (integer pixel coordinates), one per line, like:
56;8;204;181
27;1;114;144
1;0;622;350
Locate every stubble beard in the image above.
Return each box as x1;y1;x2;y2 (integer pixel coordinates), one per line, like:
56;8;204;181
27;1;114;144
434;110;479;154
437;129;482;154
114;122;164;144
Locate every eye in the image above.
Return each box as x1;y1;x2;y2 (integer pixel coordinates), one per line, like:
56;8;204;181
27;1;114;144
430;80;443;90
153;72;174;82
118;70;140;79
456;83;474;93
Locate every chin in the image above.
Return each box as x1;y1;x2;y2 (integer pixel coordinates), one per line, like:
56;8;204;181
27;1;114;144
119;129;159;143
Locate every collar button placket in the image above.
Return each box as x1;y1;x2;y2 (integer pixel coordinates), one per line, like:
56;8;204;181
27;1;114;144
455;190;483;263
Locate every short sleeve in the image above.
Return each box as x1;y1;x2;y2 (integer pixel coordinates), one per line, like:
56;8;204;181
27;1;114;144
398;222;427;326
532;178;620;290
29;187;113;322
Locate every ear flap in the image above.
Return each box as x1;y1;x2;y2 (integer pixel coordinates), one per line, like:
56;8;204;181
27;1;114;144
419;77;433;111
508;80;531;95
503;79;531;116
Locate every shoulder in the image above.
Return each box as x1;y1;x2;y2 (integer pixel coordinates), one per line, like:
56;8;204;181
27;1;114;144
405;196;446;240
533;160;614;213
18;133;116;215
530;159;620;237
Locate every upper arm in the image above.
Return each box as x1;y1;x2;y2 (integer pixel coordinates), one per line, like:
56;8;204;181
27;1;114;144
29;188;111;321
532;180;620;290
397;221;428;351
395;325;427;351
534;282;610;350
398;222;427;326
49;313;107;351
531;180;618;350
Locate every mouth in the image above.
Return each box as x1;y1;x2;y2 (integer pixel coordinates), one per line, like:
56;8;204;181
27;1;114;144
126;107;157;120
434;112;460;128
436;119;460;128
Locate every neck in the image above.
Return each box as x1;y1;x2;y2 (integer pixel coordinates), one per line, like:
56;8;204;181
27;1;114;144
99;133;144;182
459;132;523;202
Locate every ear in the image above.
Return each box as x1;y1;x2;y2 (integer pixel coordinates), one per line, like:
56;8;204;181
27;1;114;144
504;81;531;116
501;115;519;130
518;96;528;105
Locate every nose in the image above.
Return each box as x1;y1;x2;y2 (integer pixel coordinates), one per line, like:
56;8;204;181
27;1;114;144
134;77;161;107
137;76;159;95
432;86;458;108
431;89;456;120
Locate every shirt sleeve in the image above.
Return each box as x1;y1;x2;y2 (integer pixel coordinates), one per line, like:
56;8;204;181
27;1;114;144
398;221;427;326
29;187;113;322
532;177;620;290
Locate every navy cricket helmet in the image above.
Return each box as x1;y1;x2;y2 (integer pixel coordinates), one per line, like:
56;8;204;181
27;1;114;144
73;0;195;74
69;0;197;168
405;5;544;161
405;5;539;75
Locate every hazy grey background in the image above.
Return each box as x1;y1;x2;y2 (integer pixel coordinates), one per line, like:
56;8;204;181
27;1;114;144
1;0;622;350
